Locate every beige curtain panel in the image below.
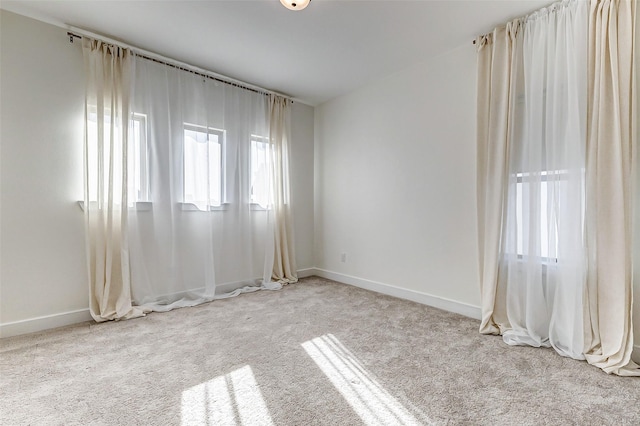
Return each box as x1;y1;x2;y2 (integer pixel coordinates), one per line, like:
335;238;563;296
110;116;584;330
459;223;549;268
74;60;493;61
476;0;639;375
82;37;145;322
583;0;638;376
266;95;298;284
475;22;521;336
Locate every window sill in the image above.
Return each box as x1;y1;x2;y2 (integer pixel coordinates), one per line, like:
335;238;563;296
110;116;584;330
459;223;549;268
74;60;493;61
77;201;153;212
180;202;229;212
78;201;271;212
250;203;270;211
514;254;558;265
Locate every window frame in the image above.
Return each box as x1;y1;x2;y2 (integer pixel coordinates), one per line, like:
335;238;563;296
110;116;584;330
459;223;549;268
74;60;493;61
182;123;227;211
249;134;272;210
84;108;150;209
131;113;150;203
513;169;571;265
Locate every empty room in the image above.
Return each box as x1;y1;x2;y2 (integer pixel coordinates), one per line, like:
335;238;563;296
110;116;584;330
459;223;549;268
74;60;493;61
1;0;639;424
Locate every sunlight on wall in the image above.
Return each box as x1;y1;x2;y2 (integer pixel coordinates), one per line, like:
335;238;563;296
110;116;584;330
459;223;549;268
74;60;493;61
181;365;274;426
302;334;432;426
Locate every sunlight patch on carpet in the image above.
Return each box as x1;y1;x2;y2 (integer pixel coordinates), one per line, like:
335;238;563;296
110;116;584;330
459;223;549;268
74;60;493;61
302;334;432;426
181;365;274;426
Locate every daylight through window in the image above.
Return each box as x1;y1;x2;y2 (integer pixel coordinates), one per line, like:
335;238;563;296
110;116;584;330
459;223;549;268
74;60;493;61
183;124;225;210
250;135;271;208
86;111;148;204
514;170;575;261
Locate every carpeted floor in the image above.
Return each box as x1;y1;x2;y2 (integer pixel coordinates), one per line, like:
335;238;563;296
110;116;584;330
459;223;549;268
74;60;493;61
1;276;639;425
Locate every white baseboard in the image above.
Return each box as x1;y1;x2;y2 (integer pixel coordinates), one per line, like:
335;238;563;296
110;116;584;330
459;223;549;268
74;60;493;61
0;308;92;339
296;268;316;279
311;268;482;321
307;271;640;363
0;268;318;339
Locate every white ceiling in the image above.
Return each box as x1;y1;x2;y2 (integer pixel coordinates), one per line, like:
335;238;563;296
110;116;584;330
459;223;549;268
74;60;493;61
1;0;551;105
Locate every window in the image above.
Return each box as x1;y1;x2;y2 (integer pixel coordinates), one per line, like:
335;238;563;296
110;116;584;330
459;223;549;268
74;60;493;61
86;110;148;204
183;124;225;210
250;135;271;208
130;114;149;202
514;170;573;262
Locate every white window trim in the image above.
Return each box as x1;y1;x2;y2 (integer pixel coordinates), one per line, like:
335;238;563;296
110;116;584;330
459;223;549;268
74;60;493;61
182;123;227;211
512;169;574;264
132;113;150;202
179;202;229;212
78;201;152;212
81;110;150;207
250;134;272;210
250;203;269;211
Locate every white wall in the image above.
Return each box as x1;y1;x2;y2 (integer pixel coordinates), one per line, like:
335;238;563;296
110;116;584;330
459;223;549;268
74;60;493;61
315;26;640;357
314;44;480;313
0;10;315;336
1;10;88;335
633;1;640;361
291;102;315;272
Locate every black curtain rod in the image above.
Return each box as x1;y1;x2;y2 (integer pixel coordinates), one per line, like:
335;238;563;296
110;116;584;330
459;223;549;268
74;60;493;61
66;31;290;101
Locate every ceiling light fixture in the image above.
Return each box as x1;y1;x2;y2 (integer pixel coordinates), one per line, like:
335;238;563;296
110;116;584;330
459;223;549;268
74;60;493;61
280;0;311;11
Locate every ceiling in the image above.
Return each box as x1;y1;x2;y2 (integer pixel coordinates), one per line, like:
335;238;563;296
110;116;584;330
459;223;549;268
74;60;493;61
1;0;551;106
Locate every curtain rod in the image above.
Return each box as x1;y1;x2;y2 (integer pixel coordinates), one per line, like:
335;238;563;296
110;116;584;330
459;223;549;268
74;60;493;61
66;31;292;101
472;0;565;45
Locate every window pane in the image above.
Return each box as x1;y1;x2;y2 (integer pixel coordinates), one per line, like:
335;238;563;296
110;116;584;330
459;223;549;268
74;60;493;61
87;112;120;203
251;138;270;208
515;172;560;261
541;182;549;259
183;126;223;209
131;114;149;202
86;114;99;202
208;139;221;205
86;111;148;205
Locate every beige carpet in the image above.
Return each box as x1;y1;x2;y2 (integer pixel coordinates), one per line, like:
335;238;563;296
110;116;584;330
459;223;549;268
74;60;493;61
1;276;639;425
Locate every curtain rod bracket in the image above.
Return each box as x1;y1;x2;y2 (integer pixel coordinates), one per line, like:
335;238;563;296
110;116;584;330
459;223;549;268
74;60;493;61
67;32;81;44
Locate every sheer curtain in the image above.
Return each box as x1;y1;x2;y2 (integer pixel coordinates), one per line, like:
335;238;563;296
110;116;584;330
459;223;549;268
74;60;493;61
127;56;279;311
84;38;299;315
500;0;588;359
82;37;145;322
476;0;639;375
